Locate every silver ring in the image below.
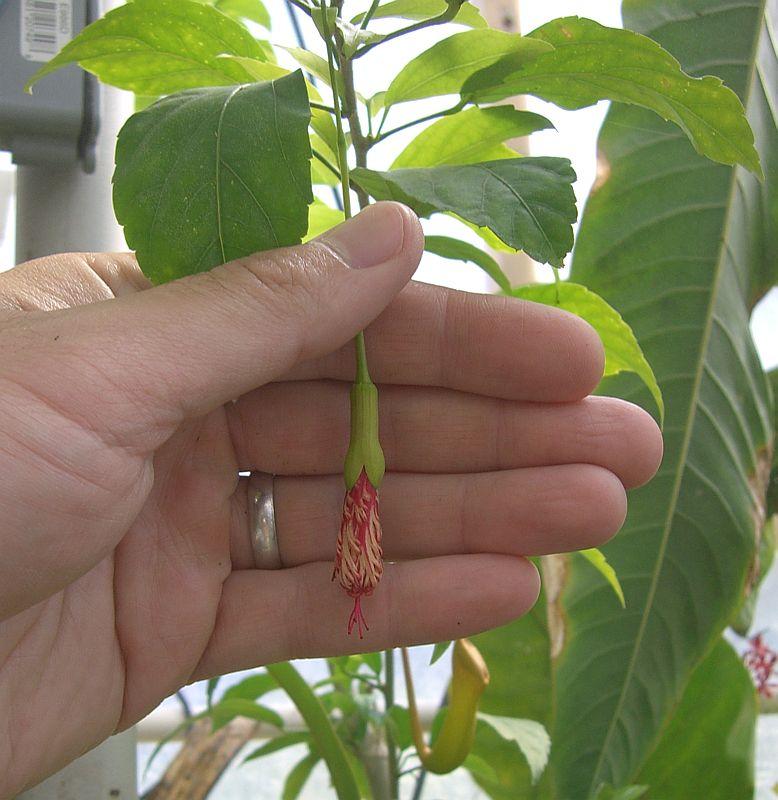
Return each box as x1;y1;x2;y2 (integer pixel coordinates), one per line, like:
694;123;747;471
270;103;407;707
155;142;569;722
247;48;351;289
248;472;282;570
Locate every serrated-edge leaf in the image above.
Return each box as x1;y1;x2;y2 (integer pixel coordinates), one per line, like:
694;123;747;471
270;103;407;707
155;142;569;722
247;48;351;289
26;0;267;94
304;199;343;240
424;236;511;292
579;548;626;608
509;281;664;422
464;15;761;175
352;157;577;266
477;714;550;785
384;29;552;106
113;72;312;283
392;106;553;169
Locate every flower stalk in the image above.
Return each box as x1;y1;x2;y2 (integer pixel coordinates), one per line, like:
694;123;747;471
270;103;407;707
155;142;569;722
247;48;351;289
320;1;386;637
402;640;490;774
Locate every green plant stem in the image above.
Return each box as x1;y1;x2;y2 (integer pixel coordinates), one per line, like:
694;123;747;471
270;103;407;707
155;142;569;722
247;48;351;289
339;55;370;205
360;0;382;29
286;0;314;16
384;649;400;799
321;12;353;218
312;148;341;180
376;100;466;143
310;100;337;113
353;0;464;58
552;265;561;303
320;13;396;792
355;329;371;382
376;106;391;138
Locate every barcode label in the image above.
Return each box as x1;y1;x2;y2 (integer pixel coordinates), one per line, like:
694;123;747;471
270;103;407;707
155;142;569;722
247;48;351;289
20;0;72;62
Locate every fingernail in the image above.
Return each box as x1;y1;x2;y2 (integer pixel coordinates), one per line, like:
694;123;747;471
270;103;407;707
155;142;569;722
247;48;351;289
319;202;407;269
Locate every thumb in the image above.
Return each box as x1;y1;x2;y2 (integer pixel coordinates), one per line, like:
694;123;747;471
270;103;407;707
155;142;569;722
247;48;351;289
23;202;423;435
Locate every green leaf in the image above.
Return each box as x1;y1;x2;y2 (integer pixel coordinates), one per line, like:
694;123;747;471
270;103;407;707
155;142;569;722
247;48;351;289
477;714;550;785
311;107;340;157
362;651;382;674
311;6;338;40
206;677;221;708
352;0;487;28
635;638;757;798
424;236;510;293
144;716;195;776
386;705;414;750
462;753;500;784
266;661;361;800
338;20;385;58
210;698;284;731
113;72;313;284
146;684;280;774
768;367;778;517
732;515;775;635
429;640;453;665
468;596;553;799
304;199;343;241
26;0;268;94
464;16;761;176
243;732;311;763
367;91;387;116
509;281;664;422
221;672;277;703
384;29;552;107
578;548;625;608
283;47;339;90
283;752;320;800
352;157;576;266
311;146;340;186
216;55;289;81
213;0;271;28
593;786;649;800
392;106;553;169
550;1;775;794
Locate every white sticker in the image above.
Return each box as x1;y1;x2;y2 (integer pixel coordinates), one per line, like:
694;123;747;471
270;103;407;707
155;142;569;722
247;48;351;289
20;0;72;62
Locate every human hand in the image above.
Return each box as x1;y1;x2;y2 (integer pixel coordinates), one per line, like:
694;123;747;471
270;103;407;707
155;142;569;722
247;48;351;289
0;202;661;795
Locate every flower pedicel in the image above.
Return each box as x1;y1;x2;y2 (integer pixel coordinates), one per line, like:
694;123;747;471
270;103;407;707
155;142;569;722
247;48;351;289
332;334;385;637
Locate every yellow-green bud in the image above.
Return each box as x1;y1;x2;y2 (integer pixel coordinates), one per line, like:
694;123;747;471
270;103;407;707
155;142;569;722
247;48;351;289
343;381;385;489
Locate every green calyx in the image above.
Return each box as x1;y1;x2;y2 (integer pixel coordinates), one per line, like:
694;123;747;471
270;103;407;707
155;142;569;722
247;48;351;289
343;380;385;489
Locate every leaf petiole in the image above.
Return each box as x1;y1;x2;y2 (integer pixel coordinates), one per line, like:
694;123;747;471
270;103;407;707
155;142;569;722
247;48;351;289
376;100;466;142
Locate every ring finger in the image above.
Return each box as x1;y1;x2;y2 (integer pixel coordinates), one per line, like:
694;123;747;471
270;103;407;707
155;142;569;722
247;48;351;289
229;463;627;569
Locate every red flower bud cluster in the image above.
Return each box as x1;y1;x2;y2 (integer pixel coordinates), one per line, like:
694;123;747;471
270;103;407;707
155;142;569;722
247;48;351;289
333;468;383;638
743;632;777;697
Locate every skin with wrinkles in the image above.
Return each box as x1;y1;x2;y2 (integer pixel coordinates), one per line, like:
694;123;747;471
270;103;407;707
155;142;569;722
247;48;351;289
0;203;662;796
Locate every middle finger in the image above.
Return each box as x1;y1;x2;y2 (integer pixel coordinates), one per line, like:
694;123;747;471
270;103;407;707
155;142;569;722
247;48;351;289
228;382;662;488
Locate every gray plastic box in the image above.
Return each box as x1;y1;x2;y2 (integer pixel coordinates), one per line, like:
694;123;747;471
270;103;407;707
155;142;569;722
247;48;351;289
0;0;97;167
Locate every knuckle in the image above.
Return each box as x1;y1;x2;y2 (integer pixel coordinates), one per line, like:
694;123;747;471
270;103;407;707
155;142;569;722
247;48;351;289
229;243;329;318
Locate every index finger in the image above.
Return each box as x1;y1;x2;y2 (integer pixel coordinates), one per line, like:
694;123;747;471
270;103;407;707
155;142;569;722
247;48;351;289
285;280;605;402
